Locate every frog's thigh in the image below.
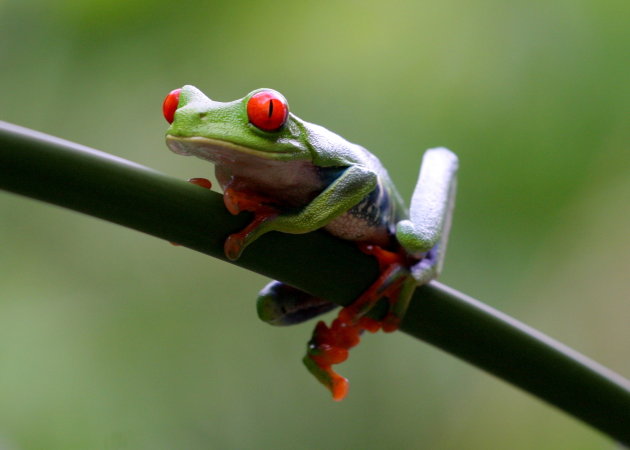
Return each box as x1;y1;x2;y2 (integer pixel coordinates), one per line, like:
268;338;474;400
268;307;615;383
257;281;337;326
397;148;457;284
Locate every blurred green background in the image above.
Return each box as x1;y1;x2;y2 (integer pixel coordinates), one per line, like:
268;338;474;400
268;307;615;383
0;0;628;448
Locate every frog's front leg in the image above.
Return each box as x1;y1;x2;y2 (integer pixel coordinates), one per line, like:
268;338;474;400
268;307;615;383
224;165;378;260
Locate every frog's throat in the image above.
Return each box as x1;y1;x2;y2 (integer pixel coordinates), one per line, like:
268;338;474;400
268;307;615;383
166;135;291;162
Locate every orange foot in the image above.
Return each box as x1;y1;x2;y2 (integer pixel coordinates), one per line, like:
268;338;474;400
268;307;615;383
303;316;378;401
188;177;213;189
304;244;412;401
221;186;279;260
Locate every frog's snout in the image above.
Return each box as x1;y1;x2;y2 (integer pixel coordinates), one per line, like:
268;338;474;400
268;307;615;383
165;135;192;156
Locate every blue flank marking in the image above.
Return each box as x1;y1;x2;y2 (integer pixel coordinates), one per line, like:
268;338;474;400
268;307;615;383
349;180;395;231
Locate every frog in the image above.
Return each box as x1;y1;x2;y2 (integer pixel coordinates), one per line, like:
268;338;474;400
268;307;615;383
163;86;458;401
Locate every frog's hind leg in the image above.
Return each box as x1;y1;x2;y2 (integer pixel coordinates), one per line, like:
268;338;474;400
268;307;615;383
386;147;457;330
303;245;414;401
257;281;337;326
337;244;412;332
303;149;458;401
396;147;458;284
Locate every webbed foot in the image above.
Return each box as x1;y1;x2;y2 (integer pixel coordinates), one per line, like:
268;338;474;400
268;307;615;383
222;187;279;260
303;244;417;400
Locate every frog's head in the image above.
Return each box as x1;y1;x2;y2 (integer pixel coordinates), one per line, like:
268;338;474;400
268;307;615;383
164;85;311;164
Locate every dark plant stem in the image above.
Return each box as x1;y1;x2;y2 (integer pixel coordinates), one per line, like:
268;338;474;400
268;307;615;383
1;121;629;444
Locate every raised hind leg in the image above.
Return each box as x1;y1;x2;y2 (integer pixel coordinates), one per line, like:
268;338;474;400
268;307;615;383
396;147;458;284
303;148;458;401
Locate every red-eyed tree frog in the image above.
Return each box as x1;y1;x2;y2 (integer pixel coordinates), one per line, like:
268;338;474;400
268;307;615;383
163;86;458;401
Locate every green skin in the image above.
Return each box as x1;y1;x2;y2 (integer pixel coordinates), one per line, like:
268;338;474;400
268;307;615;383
166;85;458;391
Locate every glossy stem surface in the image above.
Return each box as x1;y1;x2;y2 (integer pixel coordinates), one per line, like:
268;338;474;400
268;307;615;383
1;121;628;444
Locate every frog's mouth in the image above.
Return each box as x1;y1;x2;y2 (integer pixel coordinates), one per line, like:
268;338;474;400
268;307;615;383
166;135;295;165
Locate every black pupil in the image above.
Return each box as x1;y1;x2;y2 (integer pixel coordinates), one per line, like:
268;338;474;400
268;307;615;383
268;99;274;117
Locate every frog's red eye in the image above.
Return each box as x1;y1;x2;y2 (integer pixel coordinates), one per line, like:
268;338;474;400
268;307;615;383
163;88;182;124
247;90;289;131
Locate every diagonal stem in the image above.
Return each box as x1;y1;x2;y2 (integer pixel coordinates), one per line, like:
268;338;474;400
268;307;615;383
1;121;629;444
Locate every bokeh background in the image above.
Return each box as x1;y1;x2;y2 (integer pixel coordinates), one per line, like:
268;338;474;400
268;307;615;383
0;0;628;448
